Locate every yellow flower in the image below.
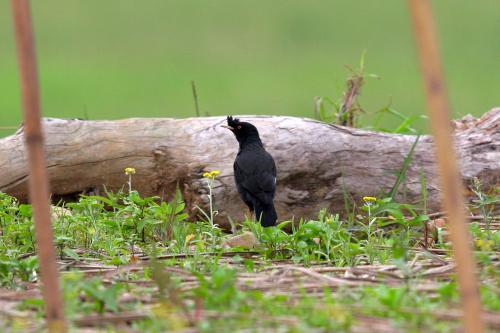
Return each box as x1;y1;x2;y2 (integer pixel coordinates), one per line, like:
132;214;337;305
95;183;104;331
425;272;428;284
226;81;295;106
325;303;350;324
151;302;187;329
124;167;136;175
151;302;172;317
203;170;221;179
363;196;377;202
475;239;493;251
185;234;195;244
12;317;31;331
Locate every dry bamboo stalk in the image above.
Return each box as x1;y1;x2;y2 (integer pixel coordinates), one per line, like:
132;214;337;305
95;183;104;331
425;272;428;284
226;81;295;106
408;1;484;332
10;1;67;331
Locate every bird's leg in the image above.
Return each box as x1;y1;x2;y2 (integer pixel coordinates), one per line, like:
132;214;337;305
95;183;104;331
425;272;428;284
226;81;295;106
247;208;252;220
246;208;254;221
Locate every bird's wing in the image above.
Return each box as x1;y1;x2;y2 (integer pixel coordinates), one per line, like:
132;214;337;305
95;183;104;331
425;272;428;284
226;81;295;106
234;150;276;205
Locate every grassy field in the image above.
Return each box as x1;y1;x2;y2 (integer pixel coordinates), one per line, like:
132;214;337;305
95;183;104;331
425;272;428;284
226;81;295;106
1;1;499;136
0;175;498;332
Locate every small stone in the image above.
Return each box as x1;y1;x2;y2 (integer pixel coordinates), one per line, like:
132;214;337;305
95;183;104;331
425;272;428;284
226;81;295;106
50;206;72;221
223;231;259;249
119;292;137;303
344;268;355;278
434;218;447;229
427;218;446;233
427;218;449;242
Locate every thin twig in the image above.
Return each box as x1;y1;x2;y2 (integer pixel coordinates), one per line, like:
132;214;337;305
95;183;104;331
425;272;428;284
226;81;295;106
191;80;200;117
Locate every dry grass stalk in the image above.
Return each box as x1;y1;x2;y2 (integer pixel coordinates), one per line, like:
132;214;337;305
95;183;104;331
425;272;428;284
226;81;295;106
10;0;66;331
408;0;484;332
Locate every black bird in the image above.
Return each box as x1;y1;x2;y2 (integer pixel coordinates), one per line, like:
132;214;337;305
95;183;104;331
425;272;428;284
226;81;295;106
222;116;277;227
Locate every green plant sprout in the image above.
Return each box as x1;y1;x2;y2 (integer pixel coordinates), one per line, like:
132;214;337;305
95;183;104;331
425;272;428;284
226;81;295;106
124;167;136;193
195;170;220;227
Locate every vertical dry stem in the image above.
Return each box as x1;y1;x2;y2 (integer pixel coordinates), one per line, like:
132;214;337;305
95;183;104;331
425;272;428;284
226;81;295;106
408;1;484;332
11;0;67;331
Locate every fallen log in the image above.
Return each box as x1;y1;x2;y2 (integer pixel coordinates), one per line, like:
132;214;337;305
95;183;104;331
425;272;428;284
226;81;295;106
1;108;498;228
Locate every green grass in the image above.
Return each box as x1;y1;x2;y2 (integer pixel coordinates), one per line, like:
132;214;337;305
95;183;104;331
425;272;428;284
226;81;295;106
0;174;498;332
1;1;499;137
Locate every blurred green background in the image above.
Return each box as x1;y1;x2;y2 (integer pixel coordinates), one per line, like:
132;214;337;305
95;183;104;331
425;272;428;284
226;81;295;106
1;0;499;136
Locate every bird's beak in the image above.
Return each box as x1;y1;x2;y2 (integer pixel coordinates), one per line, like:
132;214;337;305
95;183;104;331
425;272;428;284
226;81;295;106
221;125;234;131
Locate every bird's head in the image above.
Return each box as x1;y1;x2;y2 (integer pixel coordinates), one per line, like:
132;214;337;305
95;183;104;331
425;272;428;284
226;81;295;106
221;116;262;145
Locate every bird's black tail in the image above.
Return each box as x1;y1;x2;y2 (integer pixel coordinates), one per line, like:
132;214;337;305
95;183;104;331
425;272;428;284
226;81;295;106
255;202;277;227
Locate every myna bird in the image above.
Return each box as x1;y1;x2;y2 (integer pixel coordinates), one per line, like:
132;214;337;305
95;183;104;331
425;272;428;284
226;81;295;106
222;116;277;227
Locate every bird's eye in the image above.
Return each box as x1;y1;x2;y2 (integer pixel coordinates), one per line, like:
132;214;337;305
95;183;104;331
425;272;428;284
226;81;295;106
237;125;242;129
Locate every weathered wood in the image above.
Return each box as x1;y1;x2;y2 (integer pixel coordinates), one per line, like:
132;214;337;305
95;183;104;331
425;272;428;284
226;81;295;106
1;109;498;228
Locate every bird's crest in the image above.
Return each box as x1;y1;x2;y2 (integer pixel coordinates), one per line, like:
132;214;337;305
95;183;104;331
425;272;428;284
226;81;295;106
227;116;240;128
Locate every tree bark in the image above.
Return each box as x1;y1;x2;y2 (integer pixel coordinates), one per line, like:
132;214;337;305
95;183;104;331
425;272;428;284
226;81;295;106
1;108;498;228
